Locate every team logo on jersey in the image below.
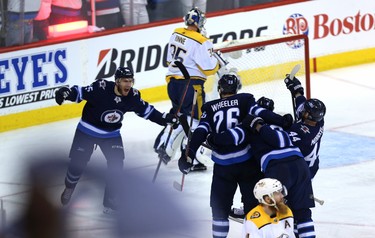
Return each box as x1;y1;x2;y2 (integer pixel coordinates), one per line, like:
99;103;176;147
114;97;121;104
99;80;106;90
300;125;310;134
102;110;123;123
250;211;261;219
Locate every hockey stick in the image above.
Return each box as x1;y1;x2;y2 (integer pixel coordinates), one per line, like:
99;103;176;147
173;90;198;192
152;61;192;183
285;64;301;121
310;195;324;206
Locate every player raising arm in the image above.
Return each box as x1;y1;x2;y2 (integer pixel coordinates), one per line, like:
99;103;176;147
55;67;178;214
285;76;326;179
209;112;316;238
178;74;293;238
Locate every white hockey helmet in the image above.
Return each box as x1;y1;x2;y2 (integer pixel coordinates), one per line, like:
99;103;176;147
184;7;206;32
253;178;287;206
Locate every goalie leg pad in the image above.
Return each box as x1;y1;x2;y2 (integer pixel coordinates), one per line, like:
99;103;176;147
165;125;184;159
195;145;212;165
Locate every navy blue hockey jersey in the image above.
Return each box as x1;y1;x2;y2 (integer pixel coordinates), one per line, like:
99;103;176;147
65;79;165;138
188;93;287;165
288;96;325;178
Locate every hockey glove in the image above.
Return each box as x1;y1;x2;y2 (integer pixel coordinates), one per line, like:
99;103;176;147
206;133;219;151
284;76;304;96
163;113;179;129
178;151;193;174
282;114;293;129
55;87;71;105
257;96;274;112
242;115;264;133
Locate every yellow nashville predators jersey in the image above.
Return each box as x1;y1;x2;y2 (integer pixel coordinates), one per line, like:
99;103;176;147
166;27;220;82
242;205;296;238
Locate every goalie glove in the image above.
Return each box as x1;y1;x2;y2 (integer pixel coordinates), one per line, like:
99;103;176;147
55;87;71;105
284;76;304;96
213;50;229;68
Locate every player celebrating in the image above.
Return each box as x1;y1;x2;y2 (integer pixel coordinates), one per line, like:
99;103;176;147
178;74;293;238
242;178;295;238
209;110;316;238
154;7;227;170
285;76;326;179
55;67;178;214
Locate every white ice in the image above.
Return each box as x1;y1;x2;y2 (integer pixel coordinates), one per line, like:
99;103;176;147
0;62;375;237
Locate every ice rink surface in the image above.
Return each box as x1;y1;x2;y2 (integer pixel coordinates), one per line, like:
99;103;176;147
1;62;375;237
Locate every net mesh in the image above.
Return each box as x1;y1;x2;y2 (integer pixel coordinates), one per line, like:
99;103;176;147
206;34;310;116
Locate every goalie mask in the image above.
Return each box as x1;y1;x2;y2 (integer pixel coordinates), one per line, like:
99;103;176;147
115;67;134;82
253;178;287;207
218;74;240;95
184;7;206;33
303;98;326;122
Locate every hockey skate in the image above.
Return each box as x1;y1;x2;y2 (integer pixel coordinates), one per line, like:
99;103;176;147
228;206;245;223
190;162;207;172
61;187;75;205
155;145;171;164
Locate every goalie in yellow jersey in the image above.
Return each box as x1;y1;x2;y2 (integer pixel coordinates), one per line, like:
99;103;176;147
242;178;296;238
154;7;227;169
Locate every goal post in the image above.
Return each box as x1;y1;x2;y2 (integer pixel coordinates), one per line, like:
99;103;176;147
207;34;310;116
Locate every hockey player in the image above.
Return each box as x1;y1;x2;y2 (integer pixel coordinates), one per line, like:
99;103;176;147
242;178;295;238
285;76;326;179
229;77;326;222
55;66;178;214
178;74;293;238
153;7;227;170
209;112;316;237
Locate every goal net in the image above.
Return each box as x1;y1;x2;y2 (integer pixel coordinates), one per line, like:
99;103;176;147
206;34;310;116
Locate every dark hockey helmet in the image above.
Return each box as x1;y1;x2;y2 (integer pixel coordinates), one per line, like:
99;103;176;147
184;7;206;32
303;98;326;122
218;74;240;95
115;67;134;81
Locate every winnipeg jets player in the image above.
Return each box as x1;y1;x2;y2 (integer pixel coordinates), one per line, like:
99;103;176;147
178;74;293;238
55;67;178;214
285;76;326;179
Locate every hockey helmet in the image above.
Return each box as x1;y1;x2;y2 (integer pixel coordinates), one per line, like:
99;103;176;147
115;67;134;81
303;98;326;122
184;7;206;32
218;74;241;95
253;178;287;206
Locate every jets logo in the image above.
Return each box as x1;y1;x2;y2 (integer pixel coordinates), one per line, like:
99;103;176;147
300;125;310;134
101;110;124;123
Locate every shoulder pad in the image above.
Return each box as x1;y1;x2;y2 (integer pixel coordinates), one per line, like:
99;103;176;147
175;28;208;44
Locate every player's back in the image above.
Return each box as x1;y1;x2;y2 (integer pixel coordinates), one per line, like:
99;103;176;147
203;93;256;132
166;27;218;79
200;93;257;165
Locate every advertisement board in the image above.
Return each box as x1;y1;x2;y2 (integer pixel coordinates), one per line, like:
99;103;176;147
0;0;374;131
